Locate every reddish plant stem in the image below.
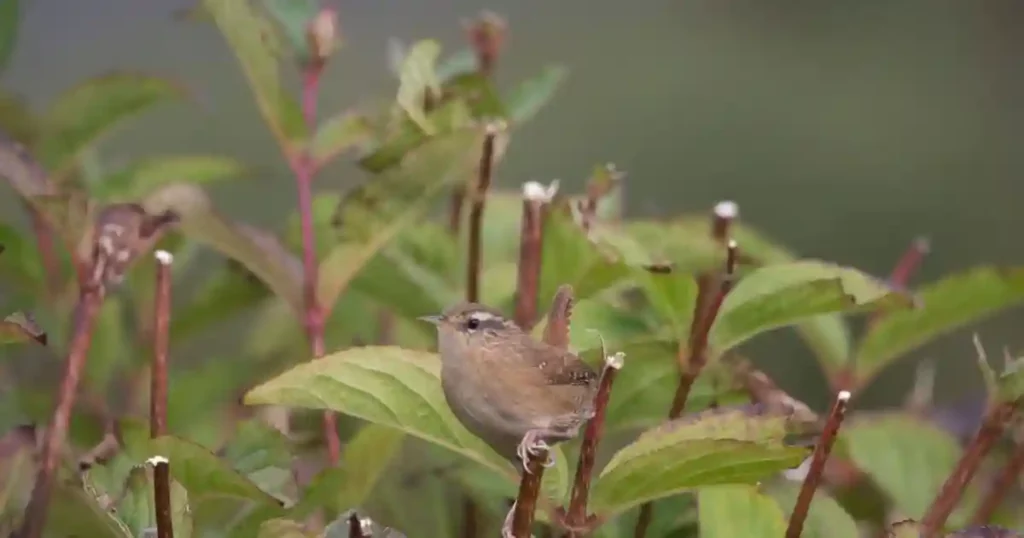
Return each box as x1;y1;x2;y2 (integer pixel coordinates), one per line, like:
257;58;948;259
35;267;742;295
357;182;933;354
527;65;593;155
635;204;737;538
868;236;930;328
785;390;851;538
971;440;1024;525
465;125;499;303
920;400;1020;538
562;352;625;537
18;288;105;538
290;61;341;465
668;240;738;418
511;452;550;538
151;251;174;538
513;183;554;330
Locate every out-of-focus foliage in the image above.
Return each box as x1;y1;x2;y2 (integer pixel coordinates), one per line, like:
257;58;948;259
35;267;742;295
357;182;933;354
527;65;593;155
1;2;1023;537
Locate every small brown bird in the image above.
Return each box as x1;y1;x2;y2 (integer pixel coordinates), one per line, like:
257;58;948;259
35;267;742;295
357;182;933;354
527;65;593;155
420;286;599;470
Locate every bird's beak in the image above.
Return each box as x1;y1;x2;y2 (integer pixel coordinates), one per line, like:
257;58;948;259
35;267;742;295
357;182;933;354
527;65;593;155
417;314;443;325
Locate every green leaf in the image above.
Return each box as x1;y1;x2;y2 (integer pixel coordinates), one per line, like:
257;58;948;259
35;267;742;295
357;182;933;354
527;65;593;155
260;0;319;62
148;435;284;507
258;518;317;538
648;216;856;370
766;481;859;538
317;127;484;312
47;480;132;538
578;340;745;433
843;413;981;526
504;65;567;125
358;99;473;173
243;346;571;502
203;0;305;147
0;88;37;145
292;424;404;517
116;464;193;538
634;270;699;341
0;311;45;346
38;72;186;172
853;266;1024;385
589;408;810;515
534;205;629;314
93;154;245;202
0;425;35;521
710;260;910;357
0;0;19;74
997;354;1024;404
0;129;55;199
697;485;787;538
395;39;442;134
169;261;271;343
85;298;128;391
142;182;304;315
221;419;294;500
0;222;42;296
310;111;373;167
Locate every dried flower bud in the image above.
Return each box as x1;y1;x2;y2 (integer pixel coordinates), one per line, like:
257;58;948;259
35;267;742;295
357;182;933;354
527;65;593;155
463;11;507;77
306;7;339;65
88;203;178;291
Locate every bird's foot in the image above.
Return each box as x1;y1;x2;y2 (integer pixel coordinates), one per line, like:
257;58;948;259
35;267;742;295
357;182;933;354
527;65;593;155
502;501;516;538
516;429;556;473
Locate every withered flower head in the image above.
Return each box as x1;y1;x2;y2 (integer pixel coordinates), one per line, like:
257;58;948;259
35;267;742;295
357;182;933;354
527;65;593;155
88;203;178;291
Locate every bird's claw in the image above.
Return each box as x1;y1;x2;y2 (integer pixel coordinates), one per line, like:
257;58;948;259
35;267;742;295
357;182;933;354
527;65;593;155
516;431;556;473
502;502;517;538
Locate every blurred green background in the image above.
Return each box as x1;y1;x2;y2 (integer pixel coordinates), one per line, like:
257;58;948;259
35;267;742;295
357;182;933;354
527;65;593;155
3;0;1022;409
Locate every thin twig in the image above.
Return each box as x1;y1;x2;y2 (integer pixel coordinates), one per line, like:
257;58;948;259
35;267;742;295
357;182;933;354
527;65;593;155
562;351;625;537
465;122;501;303
970;440;1024;525
669;239;738;418
868;236;929;328
785;390;851;538
920;400;1020;537
18;288;105;538
510;451;550;538
514;180;558;330
152;250;174;538
636;202;738;538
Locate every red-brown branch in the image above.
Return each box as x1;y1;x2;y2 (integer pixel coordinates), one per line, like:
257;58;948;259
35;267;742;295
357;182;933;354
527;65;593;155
152;251;174;538
510;452;550;538
514;181;557;330
465;123;500;303
970;440;1024;525
920;400;1020;537
562;351;625;536
636;201;738;538
785;390;851;538
18;288;105;538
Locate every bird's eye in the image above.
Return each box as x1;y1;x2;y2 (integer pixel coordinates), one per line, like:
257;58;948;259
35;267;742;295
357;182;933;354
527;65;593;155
465;317;480;330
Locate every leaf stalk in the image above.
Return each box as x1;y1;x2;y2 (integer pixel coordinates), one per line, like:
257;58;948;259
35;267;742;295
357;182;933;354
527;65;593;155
784;390;851;538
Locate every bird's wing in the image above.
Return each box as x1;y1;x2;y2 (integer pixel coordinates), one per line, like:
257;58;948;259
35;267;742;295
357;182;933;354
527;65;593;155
538;347;598;388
